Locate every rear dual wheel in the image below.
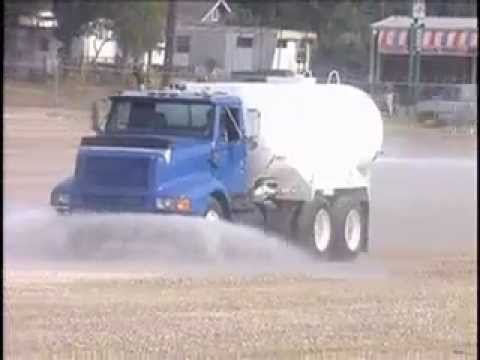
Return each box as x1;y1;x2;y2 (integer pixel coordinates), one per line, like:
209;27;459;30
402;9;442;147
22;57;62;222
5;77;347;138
296;195;366;261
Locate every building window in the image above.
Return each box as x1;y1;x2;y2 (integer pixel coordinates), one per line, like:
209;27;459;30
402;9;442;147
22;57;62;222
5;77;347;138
176;36;190;53
237;37;253;48
40;38;49;52
276;39;288;48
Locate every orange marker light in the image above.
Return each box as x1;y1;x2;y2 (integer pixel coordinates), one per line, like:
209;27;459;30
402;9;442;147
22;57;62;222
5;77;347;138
176;198;192;212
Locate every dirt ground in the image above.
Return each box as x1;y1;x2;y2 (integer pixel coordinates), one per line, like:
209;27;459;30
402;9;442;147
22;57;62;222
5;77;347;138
3;83;477;359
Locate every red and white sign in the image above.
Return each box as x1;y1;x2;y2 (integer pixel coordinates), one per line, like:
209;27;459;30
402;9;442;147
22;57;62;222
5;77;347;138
433;31;444;49
398;30;408;48
469;32;478;49
378;29;477;55
385;30;395;47
422;30;434;49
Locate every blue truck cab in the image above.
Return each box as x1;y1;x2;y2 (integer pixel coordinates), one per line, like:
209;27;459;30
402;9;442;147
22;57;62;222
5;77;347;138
50;89;258;219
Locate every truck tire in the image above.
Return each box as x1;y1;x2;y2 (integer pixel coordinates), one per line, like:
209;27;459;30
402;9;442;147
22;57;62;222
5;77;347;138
296;194;365;261
295;195;334;259
329;195;366;260
204;197;225;221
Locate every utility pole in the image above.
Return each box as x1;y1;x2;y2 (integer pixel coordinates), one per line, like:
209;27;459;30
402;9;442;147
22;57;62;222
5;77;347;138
408;0;425;119
54;57;59;108
161;0;177;88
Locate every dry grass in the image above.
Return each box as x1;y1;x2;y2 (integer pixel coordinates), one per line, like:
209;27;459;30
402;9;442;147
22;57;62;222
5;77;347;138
4;255;477;359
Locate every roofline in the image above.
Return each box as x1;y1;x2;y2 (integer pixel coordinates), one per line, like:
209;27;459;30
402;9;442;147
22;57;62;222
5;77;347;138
200;0;232;23
371;25;479;31
111;94;212;100
109;92;240;101
177;24;317;39
371;15;478;30
7;23;57;30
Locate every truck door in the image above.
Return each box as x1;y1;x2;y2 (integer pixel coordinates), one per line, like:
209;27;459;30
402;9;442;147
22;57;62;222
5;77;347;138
212;106;248;196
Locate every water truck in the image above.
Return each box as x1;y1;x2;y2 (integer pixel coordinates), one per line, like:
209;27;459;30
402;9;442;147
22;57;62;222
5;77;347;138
50;79;383;260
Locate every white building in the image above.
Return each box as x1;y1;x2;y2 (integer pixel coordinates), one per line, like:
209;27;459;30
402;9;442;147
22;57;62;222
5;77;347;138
173;25;315;76
4;10;61;78
70;19;164;68
70;19;119;65
68;1;316;77
174;1;316;76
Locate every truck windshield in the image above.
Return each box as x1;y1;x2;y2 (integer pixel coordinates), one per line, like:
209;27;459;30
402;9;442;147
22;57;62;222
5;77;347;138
105;99;215;138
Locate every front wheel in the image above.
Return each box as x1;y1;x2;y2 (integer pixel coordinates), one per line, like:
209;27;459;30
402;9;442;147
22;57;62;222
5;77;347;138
202;197;226;259
204;197;225;221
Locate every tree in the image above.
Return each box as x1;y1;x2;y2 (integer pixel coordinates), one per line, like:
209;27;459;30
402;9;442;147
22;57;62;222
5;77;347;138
232;1;371;70
161;0;177;88
231;1;417;73
53;1;95;61
426;0;477;16
229;1;279;27
53;1;119;64
110;1;167;65
52;1;166;68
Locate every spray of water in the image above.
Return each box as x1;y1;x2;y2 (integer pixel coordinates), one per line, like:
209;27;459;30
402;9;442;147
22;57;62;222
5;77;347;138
4;205;386;279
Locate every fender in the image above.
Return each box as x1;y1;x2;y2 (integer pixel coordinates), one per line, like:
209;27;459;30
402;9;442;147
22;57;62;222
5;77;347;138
157;172;231;216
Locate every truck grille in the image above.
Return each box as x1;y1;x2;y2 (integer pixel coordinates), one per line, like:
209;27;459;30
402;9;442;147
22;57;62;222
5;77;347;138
81;194;146;210
81;156;150;190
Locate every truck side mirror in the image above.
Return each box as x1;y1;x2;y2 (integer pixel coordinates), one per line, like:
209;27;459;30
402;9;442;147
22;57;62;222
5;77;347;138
91;98;109;134
245;109;261;150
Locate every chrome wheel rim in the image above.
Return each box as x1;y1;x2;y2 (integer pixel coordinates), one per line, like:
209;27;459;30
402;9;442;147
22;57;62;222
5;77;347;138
205;209;220;221
344;209;362;252
314;208;331;252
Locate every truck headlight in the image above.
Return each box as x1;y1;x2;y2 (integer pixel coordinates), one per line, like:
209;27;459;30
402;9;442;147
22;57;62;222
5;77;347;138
155;197;176;211
53;192;70;206
155;197;192;212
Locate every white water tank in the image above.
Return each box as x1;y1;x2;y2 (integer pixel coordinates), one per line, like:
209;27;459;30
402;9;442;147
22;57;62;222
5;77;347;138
265;75;316;85
186;82;383;192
